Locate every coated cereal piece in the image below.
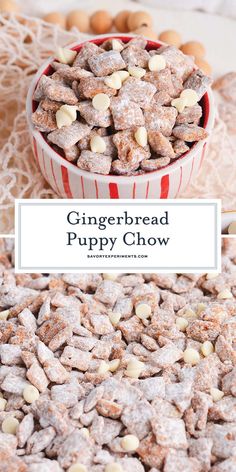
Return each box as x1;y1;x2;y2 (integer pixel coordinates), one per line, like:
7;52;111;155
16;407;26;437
144;104;177;136
206;423;236;459
77;151;112;175
27;426;56;454
78;77;117;99
209;396;236;422
48;326;72;351
88;51;126;77
60;346;92;371
138;434;168;469
36;340;54;365
165;380;193;413
31;108;57;133
73;42;103;69
113;130;150;164
148;131;175;157
173;124;208;142
17;413;34;448
96;399;123;419
189;437;213;472
144;69;176;95
121;45;150;68
150;343;183;369
185;391;212;436
32;398;69;435
70;335;97;351
173;139;189;157
102;377;142;407
51;62;93;81
164;450;201;472
111;159;140;175
160;46;195;80
51;383;83;408
95;280;123;306
1;373;29;394
110;97;145;130
37;315;69;345
121;399;153;439
40;97;63;112
0;447;27;472
43;358;69;384
184;70;213;100
135;377;165;401
36;297;51;326
0;344;22;365
89;314;114;335
21;350;37;368
18;308;37;333
84;385;104;413
46;79;78;105
0;432;17;449
33;75;52;101
151;415;188;449
176;103;202;125
62;273;102;291
194;354;220;392
64;145;80;162
186;319;220;342
101;38;125;51
57;430;94;468
211;457;236;472
48;121;91;149
90;415;122;445
153;91;171;106
119;458;145;472
26;361;49;393
119;316;143;342
118;77;156;109
222;367;236;396
78;101;112;128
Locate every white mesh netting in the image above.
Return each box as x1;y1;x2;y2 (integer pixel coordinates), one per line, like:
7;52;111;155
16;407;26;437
0;13;235;233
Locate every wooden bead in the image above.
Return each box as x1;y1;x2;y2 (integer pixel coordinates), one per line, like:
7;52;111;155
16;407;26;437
0;0;19;13
180;41;206;59
66;10;89;33
43;12;66;29
159;30;182;48
195;58;212;76
127;11;153;31
90;10;113;34
134;26;157;41
114;10;131;32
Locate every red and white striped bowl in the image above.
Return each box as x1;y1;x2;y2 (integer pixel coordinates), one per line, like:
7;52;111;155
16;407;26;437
26;34;215;199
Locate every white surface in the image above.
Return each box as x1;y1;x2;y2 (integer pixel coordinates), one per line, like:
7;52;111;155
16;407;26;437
140;0;236;19
16;199;220;273
20;0;236;77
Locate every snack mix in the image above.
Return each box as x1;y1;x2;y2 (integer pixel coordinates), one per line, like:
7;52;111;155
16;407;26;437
0;239;236;471
32;37;212;176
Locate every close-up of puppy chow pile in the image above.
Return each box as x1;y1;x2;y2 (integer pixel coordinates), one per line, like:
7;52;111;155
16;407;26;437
0;239;236;472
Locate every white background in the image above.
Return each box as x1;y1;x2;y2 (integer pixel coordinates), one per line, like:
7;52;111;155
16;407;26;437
15;199;220;273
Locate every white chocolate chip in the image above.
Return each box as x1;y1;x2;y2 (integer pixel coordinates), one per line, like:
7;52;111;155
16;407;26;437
90;135;106;153
125;359;144;378
181;88;199;106
148;54;166;72
135;302;151;319
55;47;77;65
176;317;188;332
105;463;123;472
109;359;120;372
92;93;110;111
0;398;7;411
201;341;214;357
183;348;200;366
104;72;122;90
217;289;233;300
116;70;130;82
2;416;19;435
228;221;236;234
98;360;110;375
134;127;148;147
121;434;140;452
68;464;87;472
56;105;78;129
171;97;187;113
206;273;219;280
23;385;40;404
210;387;224;402
103;273;118;281
128;65;146;79
109;312;121;326
0;392;3;398
80;428;90;438
0;309;9;320
112;39;123;52
181;308;197;320
196;303;206;316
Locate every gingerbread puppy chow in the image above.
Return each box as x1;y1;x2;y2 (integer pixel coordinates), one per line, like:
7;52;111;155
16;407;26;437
31;36;212;175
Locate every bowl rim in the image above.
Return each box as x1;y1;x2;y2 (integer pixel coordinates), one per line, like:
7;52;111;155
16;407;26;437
26;33;215;185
